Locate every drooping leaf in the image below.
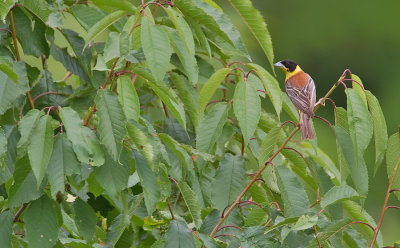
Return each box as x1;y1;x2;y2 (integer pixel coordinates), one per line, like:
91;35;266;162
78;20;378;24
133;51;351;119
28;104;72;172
320;185;360;209
228;0;274;71
22;0;62;28
0;70;24;115
343;200;382;247
211;154;247;211
7;155;43;208
126;120;155;167
196;102;229;153
134;68;187;129
25;195;60;248
131;150;160;216
248;63;282;117
73;198;97;241
169;72;198;127
258;126;280;166
50;44;90;82
13;8;49;57
17;109;43;148
176;181;202;228
141;15;172;82
346;88;373;153
94;149;130;196
28;114;55;187
84;10;126;49
95;89;127;161
233;79;261;146
0;211;13;248
60;29;92;74
366;91;388;174
47;134;66;198
334;126;368;196
164;219;196;248
386;132;400;200
117;76;140;122
291;215;318;231
197;68;230;119
165;8;198;84
59;107;105;166
275;165;309;217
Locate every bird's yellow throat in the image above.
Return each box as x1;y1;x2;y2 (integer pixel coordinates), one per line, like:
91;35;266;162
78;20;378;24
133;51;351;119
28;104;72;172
283;65;302;80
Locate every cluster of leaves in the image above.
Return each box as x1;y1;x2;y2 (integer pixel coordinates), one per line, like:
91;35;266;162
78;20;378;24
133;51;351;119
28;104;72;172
0;0;399;247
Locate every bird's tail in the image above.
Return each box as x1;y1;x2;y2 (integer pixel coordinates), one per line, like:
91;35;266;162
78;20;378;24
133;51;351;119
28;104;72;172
301;112;314;140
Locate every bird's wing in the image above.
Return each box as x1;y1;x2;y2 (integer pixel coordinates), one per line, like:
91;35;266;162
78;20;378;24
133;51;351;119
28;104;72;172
285;74;316;116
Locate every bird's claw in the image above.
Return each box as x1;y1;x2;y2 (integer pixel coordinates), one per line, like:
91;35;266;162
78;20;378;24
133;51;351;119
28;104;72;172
315;98;325;107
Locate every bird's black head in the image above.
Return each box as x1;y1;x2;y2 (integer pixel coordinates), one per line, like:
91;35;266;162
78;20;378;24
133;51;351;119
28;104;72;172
274;60;298;72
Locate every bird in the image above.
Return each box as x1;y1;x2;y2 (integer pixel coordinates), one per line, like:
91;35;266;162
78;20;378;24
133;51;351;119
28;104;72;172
274;60;316;140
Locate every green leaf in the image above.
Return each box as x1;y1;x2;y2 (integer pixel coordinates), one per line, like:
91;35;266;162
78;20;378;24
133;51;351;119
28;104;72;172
291;215;318;231
343;200;382;247
141;15;172;82
197;68;230;119
386;132;400;200
366;91;388;174
248;63;282;117
0;211;13;248
117;76;140;122
334;126;368;195
0;0;15;23
50;44;90;82
47;134;66;198
0;60;18;83
134;68;187;129
351;74;367;106
233;79;261;146
320;185;360;209
60;29;92;75
317;218;353;243
176;181;202;228
28;115;54;187
132;150;160;215
346;88;373;153
7;155;43;208
170;72;198;127
165;8;198;84
94;149;130;196
196;102;229;152
165;219;196;248
84;10;126;49
276;165;309;217
73;198;97;241
13;8;49;56
0;70;24;114
95;89;126;161
25;195;60;248
258;126;280;166
126;120;155;166
17;109;44;149
212;154;247;211
91;0;137;13
191;0;247;54
228;0;274;71
22;0;62;28
59;107;105;166
238;226;279;247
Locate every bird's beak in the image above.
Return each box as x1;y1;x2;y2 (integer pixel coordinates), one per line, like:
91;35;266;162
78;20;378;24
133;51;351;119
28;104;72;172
274;61;284;67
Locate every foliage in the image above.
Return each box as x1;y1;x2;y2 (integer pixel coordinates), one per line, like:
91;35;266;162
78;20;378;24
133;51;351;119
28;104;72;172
0;0;398;247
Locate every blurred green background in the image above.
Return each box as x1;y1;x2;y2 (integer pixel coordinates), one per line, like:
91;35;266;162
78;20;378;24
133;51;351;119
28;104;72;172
217;0;400;244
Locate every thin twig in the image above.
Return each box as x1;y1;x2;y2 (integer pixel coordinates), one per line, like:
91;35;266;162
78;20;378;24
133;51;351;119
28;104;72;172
33;92;67;102
313;225;322;248
166;199;175;220
13;203;28;223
